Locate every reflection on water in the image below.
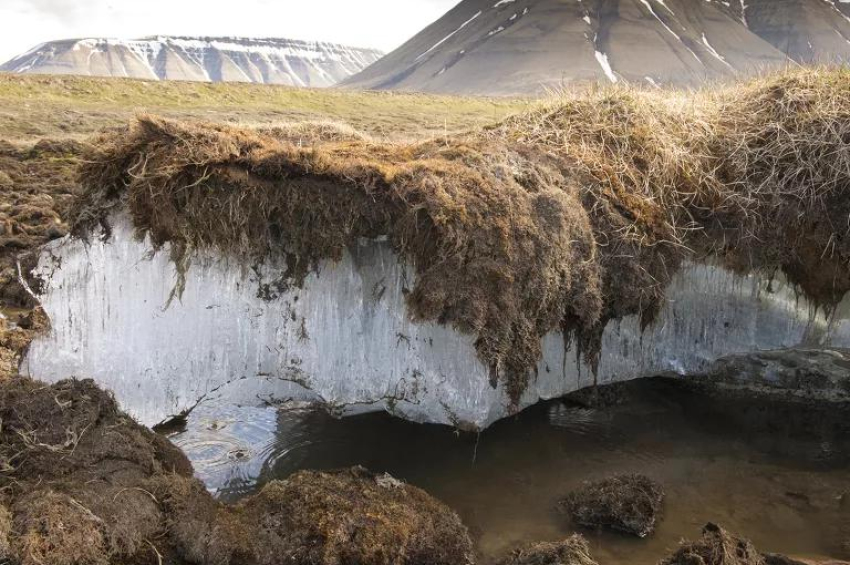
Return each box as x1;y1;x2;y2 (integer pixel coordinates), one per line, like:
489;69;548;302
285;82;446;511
170;379;850;564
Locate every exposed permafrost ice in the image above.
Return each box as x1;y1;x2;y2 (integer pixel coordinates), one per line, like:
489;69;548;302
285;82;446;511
23;215;850;430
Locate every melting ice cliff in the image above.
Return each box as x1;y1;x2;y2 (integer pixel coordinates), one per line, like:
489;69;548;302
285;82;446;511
22;215;850;428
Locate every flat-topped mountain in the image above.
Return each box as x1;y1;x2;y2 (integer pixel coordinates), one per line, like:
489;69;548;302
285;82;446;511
1;36;384;87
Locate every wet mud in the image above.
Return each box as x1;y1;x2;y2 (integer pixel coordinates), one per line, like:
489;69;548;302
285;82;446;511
173;378;850;565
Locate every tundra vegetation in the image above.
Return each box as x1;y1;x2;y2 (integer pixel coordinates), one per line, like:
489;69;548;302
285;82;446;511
497;535;599;565
73;67;850;404
0;73;524;378
560;474;665;538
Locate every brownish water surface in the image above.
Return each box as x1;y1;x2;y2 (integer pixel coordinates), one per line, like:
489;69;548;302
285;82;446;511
172;379;850;564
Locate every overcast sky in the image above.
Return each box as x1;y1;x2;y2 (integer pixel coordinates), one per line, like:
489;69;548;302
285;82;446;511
0;0;458;63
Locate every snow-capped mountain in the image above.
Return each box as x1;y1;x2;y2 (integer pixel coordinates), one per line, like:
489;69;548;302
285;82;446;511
343;0;850;95
1;37;384;87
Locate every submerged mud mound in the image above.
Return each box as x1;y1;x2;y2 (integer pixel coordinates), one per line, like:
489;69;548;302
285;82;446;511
0;378;473;565
498;535;598;565
74;68;850;404
560;474;664;538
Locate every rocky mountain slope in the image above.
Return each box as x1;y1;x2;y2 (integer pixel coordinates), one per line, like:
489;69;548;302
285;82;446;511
1;36;384;87
343;0;850;95
747;0;850;63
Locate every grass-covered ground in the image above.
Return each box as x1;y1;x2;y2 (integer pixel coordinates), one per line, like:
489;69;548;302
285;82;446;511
0;72;527;352
0;73;527;142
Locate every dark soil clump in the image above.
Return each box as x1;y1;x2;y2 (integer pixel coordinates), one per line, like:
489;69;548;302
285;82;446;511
150;467;474;565
0;377;192;564
661;523;765;565
498;535;598;565
560;474;664;538
244;467;474;565
0;377;474;565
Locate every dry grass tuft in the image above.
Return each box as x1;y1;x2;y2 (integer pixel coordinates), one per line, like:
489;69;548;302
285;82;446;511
560;474;664;538
661;523;765;565
241;467;474;565
13;490;110;565
256;120;374;145
74;67;850;404
151;466;475;565
498;534;598;565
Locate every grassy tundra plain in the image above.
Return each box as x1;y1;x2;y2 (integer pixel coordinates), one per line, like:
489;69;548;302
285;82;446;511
0;73;526;143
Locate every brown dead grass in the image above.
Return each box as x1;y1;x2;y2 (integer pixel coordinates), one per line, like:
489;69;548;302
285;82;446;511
560;474;664;538
0;377;191;564
150;467;474;565
0;138;84;309
663;524;849;565
0;307;49;380
498;534;598;565
661;523;766;565
73;67;850;404
13;490;111;565
243;467;474;565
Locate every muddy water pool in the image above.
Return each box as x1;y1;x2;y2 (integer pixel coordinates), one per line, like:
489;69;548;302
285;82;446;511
170;379;850;564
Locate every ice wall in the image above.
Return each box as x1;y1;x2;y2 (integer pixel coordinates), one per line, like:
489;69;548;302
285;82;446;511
22;215;850;429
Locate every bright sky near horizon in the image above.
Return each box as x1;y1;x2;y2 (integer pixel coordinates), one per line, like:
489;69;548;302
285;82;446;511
0;0;459;64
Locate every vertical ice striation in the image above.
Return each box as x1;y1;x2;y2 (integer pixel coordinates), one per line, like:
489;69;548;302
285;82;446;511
22;215;850;430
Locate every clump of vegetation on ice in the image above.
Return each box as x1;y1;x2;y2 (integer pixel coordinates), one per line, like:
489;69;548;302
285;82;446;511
74;67;850;405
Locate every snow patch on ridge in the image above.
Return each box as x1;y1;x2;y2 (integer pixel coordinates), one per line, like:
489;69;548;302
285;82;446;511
637;0;704;65
417;11;483;61
701;33;734;68
595;50;618;82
